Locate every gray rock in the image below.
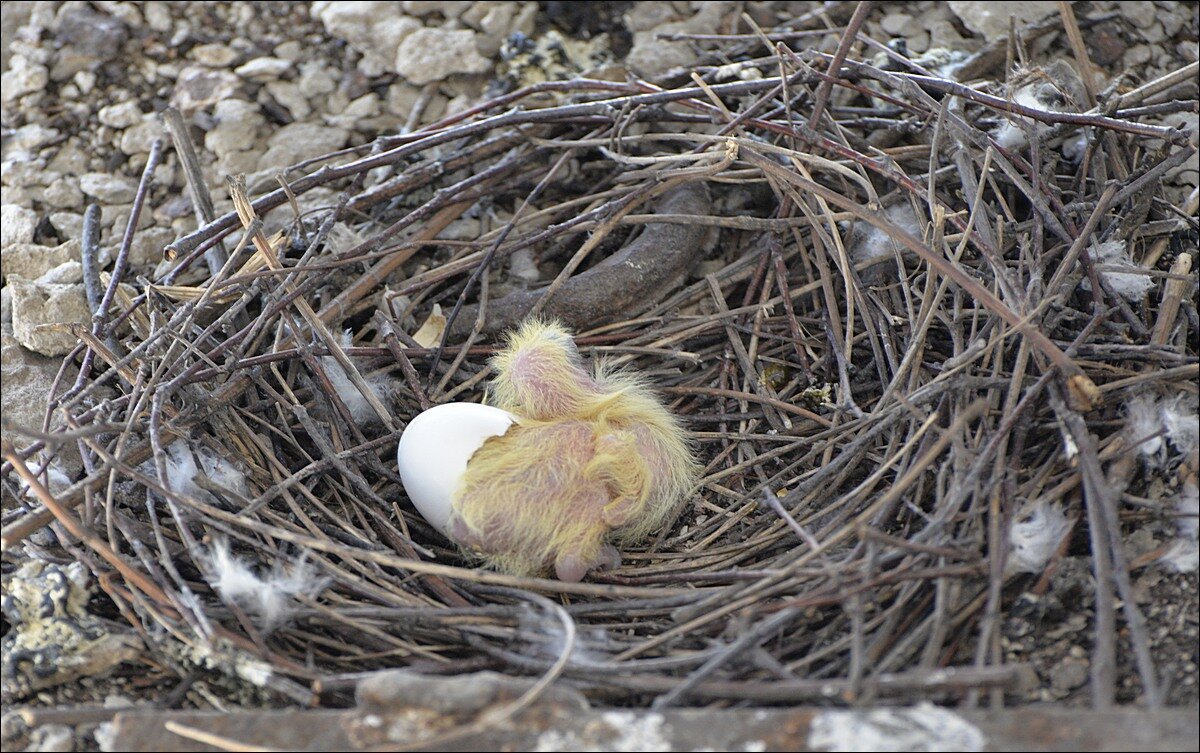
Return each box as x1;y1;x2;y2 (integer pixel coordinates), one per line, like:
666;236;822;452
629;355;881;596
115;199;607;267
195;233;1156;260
118;117;163;155
264;80;311;119
38;261;84;285
257;122;349;171
80;172;137;204
48;212;84;241
1;1;35;70
6;123;59;153
190;42;239;68
55;2;128;61
1121;1;1158;29
473;2;521;57
172;65;240;114
402;0;473;16
626;2;735;79
1;204;38;247
312;2;421;75
1;159;47;189
880;12;915;37
1;55;49;103
235;56;292;81
42;177;84;209
1;240;81;284
9;275;91;356
0;327;62;435
297;60;336;98
97;101;143;129
127;226;175;267
204;99;264;156
948;1;1057;39
394;27;492;85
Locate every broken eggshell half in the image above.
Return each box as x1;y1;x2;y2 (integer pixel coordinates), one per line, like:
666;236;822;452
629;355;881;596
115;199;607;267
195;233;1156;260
397;402;516;537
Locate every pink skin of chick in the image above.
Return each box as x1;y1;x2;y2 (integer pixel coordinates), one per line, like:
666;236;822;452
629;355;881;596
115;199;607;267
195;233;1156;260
446;320;697;582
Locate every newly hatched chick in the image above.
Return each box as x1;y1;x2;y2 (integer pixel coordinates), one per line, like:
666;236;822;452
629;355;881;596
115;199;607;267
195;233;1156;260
447;319;698;581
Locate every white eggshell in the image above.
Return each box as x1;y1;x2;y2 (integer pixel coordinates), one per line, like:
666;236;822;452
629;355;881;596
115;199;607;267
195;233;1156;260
397;402;516;537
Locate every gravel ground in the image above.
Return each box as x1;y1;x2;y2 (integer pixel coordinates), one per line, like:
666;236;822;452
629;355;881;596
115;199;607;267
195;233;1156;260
2;1;1197;750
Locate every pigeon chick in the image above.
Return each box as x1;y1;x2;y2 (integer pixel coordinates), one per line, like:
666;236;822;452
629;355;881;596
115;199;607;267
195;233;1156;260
446;319;698;582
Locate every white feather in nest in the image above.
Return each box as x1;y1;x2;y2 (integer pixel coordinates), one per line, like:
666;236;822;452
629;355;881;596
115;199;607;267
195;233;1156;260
848;202;924;266
1007;499;1073;575
204;537;328;630
1081;240;1155;302
1160;480;1199;574
1124;394;1200;467
318;329;392;424
19;462;72;500
994;85;1051;150
156;440;248;501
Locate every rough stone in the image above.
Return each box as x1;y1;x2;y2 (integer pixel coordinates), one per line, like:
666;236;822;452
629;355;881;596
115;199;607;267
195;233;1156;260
2;204;39;248
948;1;1058;39
402;1;472;17
297;61;337;98
172;66;241;114
235;56;292;80
1;240;81;284
38;260;84;285
880;12;914;37
474;2;520;56
204;99;265;156
190;42;240;68
311;2;421;76
1;55;49;103
264;80;311;120
1121;1;1158;29
127;226;176;267
325;92;379;129
394;27;492;85
119;117;164;155
80;172;138;204
257;122;350;171
54;2;128;61
97;101;143;129
42;176;84;209
8;275;90;356
626;2;736;79
0;325;63;437
0;1;35;70
48;212;84;241
6;123;59;153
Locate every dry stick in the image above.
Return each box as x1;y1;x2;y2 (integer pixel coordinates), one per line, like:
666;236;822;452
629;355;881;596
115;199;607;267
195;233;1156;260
226;178;395;431
435;141;575;379
1050;390;1163;708
162;75;810;258
893;72;1185;142
807;0;873;130
654;604;803;708
445;183;714;340
81;204;103;313
742;147;1102;410
1057;1;1098;107
1151;253;1194;347
164;107;227;276
4;442;180;611
90;139;163;353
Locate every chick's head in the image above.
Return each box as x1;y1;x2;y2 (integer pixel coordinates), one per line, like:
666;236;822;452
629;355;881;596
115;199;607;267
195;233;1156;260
489;318;602;420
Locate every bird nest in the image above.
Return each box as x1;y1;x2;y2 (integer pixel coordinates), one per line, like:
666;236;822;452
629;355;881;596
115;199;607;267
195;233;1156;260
4;7;1198;709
